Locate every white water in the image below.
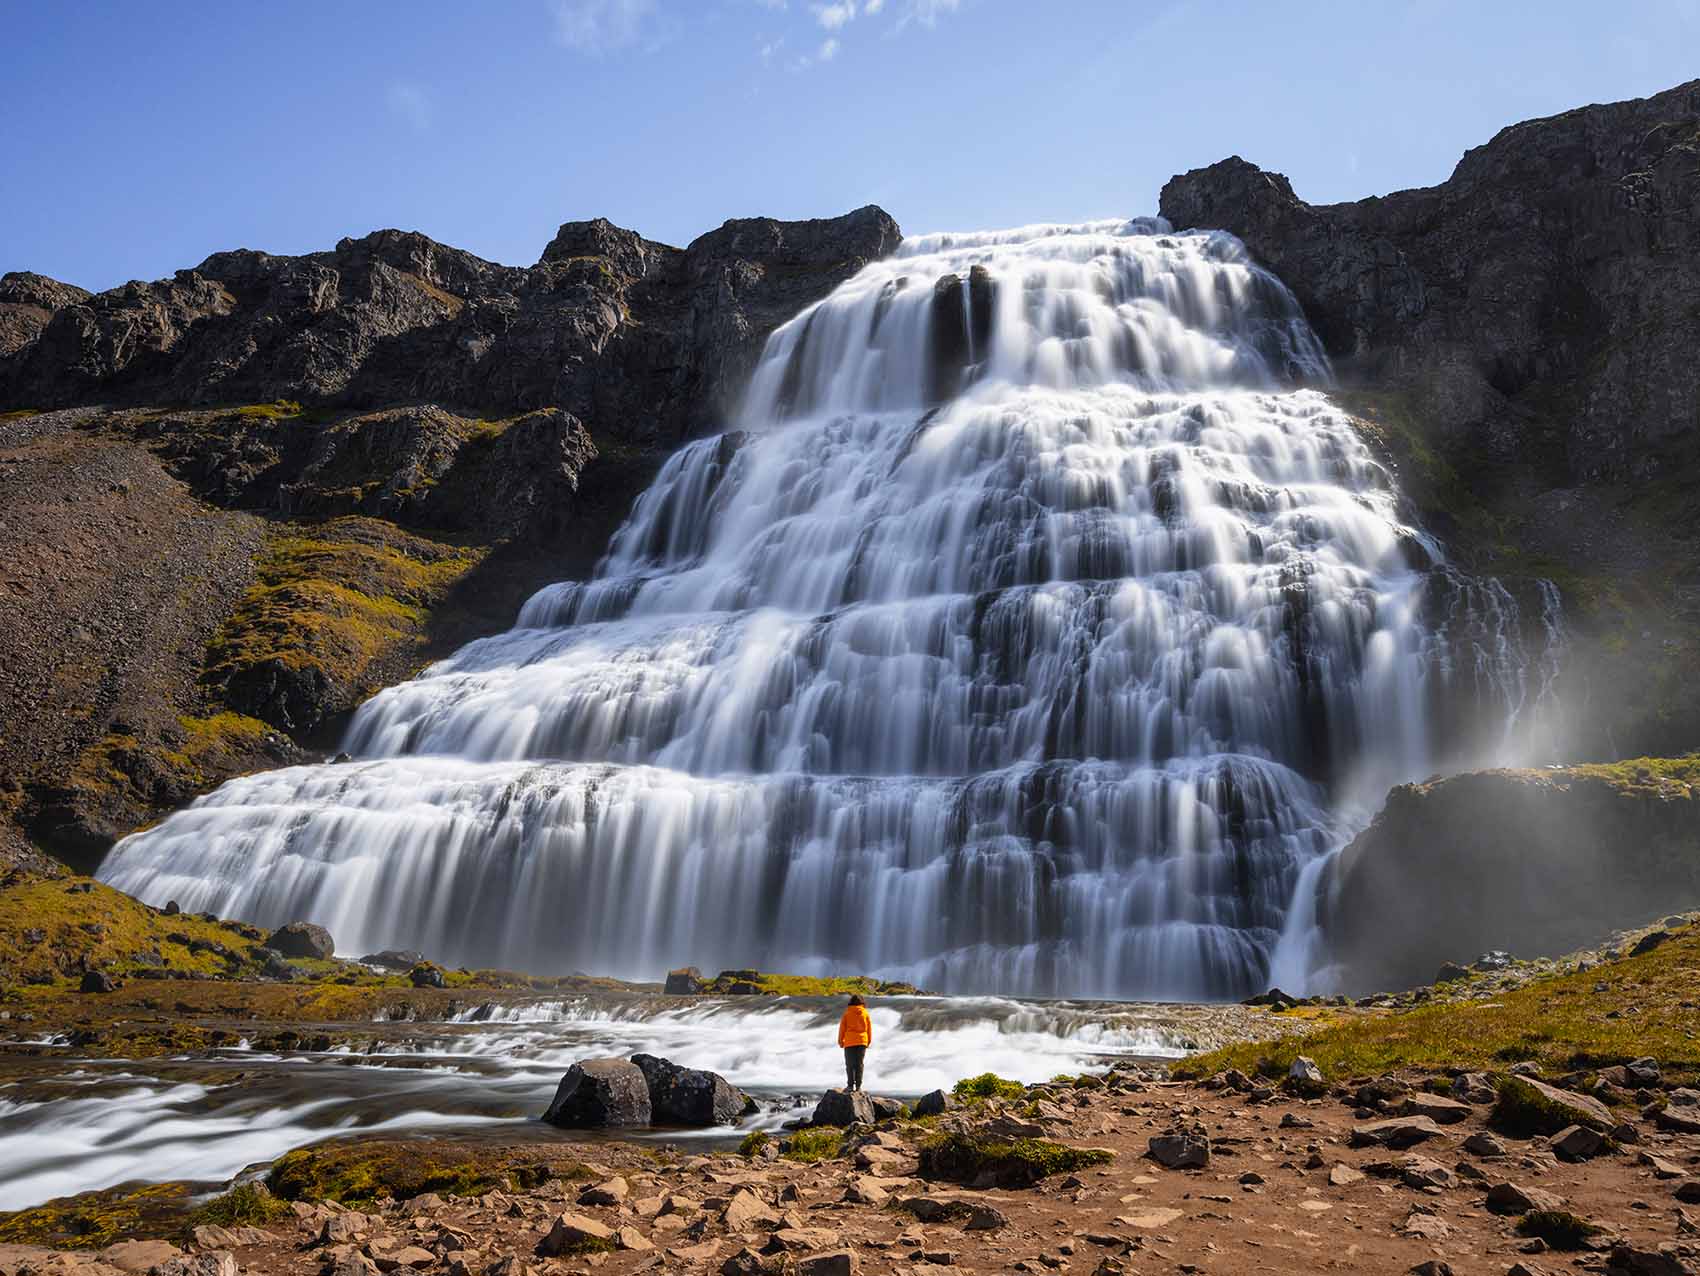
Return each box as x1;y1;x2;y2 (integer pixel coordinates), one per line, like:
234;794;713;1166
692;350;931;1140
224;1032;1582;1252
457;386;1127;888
99;218;1532;998
0;993;1190;1211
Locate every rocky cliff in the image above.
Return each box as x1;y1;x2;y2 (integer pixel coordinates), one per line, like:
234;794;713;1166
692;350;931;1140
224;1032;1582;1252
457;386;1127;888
1162;80;1700;761
1321;759;1699;995
0;208;899;869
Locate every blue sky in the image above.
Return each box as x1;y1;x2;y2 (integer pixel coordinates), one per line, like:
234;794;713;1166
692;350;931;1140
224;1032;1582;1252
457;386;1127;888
4;0;1697;291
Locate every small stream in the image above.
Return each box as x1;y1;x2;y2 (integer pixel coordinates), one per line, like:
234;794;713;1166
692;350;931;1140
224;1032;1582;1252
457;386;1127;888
0;992;1233;1212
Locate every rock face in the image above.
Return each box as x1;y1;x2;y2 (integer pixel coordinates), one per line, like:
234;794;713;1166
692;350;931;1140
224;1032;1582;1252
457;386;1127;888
541;1058;652;1128
264;921;335;960
0;208;902;443
1159;80;1700;484
630;1053;748;1126
1322;764;1700;994
0;207;898;868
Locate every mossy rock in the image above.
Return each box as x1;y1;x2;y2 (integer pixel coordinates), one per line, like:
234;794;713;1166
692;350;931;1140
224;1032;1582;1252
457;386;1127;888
266;1140;577;1206
1516;1209;1603;1250
952;1072;1027;1103
0;1181;190;1249
780;1128;846;1163
1491;1075;1612;1138
736;1130;772;1158
918;1132;1114;1187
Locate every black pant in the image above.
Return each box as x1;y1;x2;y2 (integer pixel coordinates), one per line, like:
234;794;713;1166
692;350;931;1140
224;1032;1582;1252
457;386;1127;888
843;1045;866;1091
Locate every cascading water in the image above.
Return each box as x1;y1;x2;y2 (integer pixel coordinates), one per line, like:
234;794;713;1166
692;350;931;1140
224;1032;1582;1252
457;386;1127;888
99;218;1523;999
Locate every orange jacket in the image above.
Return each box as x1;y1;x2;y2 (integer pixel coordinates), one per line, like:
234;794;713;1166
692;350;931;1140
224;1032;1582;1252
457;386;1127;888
837;1004;872;1048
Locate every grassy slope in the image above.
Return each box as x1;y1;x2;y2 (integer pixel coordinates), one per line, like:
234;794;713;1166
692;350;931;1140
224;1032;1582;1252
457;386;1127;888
1179;921;1700;1084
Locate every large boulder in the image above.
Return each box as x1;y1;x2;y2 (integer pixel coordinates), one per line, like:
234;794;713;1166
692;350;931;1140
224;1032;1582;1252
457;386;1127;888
664;966;704;995
631;1053;748;1126
810;1088;876;1128
542;1058;652;1128
264;922;334;960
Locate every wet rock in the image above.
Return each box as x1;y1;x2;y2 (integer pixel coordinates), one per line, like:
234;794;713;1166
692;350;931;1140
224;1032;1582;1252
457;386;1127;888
913;1088;955;1118
537;1213;614;1257
541;1057;652;1128
265;921;334;959
632;1053;748;1126
811;1087;875;1127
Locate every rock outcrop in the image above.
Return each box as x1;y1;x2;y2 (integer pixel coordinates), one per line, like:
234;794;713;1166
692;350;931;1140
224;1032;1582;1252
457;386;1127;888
0;207;901;446
0;207;899;869
1322;761;1700;993
1159;80;1700;485
631;1053;749;1126
264;922;335;960
541;1058;653;1128
1161;81;1700;761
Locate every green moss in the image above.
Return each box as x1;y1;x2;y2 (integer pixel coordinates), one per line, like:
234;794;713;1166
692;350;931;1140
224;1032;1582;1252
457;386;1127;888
232;401;304;420
0;408;40;423
918;1132;1114;1187
1516;1209;1602;1250
952;1072;1027;1103
267;1143;504;1206
698;969;923;996
1178;926;1700;1085
0;1182;190;1249
1490;1075;1606;1137
781;1128;847;1163
188;1182;289;1229
736;1131;772;1158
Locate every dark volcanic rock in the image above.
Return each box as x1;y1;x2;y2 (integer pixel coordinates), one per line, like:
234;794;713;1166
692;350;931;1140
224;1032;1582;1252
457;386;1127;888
263;921;335;960
631;1052;747;1126
0;208;902;448
542;1057;652;1128
810;1088;875;1128
664;966;704;995
1159;79;1700;484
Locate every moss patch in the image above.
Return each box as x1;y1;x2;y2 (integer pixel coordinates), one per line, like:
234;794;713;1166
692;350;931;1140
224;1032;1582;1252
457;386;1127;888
1178;925;1700;1085
267;1140;580;1207
1516;1209;1602;1250
952;1072;1028;1103
1490;1075;1606;1137
0;1181;190;1249
781;1128;846;1163
187;1182;290;1229
919;1132;1114;1188
696;969;924;996
737;1131;772;1158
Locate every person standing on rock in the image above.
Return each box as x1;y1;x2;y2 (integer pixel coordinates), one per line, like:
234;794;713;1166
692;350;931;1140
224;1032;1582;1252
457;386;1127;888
837;994;872;1091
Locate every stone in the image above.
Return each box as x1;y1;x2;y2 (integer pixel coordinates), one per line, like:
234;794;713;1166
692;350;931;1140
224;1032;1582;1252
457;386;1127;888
1401;1093;1473;1124
1400;1209;1451;1240
1148;1128;1210;1169
1486;1182;1564;1215
869;1095;907;1121
913;1089;955;1117
843;1176;888;1206
1329;1163;1366;1186
1350;1116;1444;1149
579;1176;629;1206
408;962;446;989
101;1240;185;1272
721;1246;783;1276
538;1213;615;1256
633;1053;748;1126
722;1188;781;1232
1656;1106;1700;1135
764;1228;839;1253
1550;1124;1608;1161
384;1247;435;1270
1465;1132;1507;1158
542;1057;652;1128
798;1253;860;1276
614;1227;654;1252
151;1254;240;1276
810;1088;875;1127
1400;1155;1455;1189
1501;1076;1615;1131
665;966;704;994
264;921;334;959
78;969;115;993
1605;1244;1691;1276
1288;1056;1324;1086
1675;1181;1700;1204
1452;1071;1497;1104
1435;961;1471;983
1409;1263;1454;1276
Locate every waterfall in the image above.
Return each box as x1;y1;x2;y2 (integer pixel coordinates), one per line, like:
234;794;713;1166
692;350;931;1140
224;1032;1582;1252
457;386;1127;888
99;219;1520;999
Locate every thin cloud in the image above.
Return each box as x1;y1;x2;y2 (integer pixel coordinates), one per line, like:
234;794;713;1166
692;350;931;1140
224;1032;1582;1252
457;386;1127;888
894;0;959;29
818;36;840;59
551;0;658;53
811;1;856;29
385;82;431;132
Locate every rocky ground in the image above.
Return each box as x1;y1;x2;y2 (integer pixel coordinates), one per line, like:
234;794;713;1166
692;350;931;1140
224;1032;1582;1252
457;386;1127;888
2;1054;1697;1276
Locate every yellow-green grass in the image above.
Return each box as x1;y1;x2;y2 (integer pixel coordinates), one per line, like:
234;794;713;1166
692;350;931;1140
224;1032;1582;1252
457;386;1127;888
267;1141;589;1207
0;1182;190;1249
1178;925;1700;1085
700;970;924;996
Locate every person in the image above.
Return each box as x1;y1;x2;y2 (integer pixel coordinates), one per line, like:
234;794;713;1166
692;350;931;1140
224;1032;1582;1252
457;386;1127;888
837;993;872;1091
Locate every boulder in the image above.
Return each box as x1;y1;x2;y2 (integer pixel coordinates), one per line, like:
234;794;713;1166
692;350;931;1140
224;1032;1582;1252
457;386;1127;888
79;969;115;993
798;1253;860;1276
264;921;334;960
1486;1181;1565;1214
632;1053;748;1126
1551;1123;1608;1161
665;967;705;995
1495;1075;1614;1134
1148;1127;1210;1169
408;962;446;989
360;950;427;971
1288;1056;1324;1086
810;1088;875;1128
868;1095;906;1121
102;1240;186;1272
579;1176;629;1206
538;1213;614;1257
1350;1116;1443;1149
1400;1093;1473;1124
542;1058;652;1128
913;1088;955;1117
722;1188;780;1232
